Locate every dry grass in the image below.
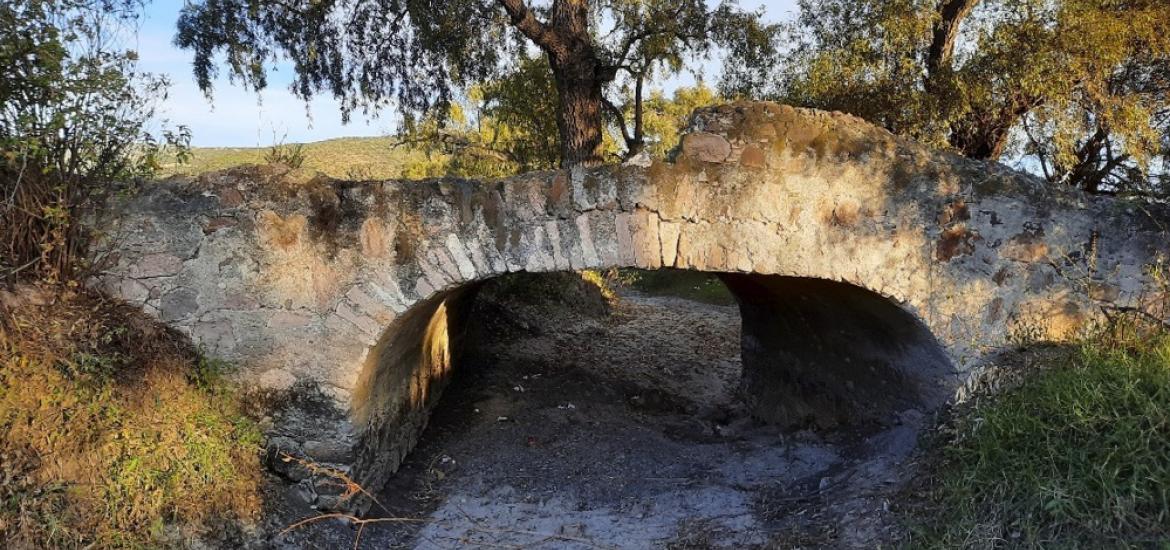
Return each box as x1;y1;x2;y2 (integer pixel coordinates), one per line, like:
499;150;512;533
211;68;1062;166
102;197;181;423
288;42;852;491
0;285;262;548
1;167;95;283
157;137;446;180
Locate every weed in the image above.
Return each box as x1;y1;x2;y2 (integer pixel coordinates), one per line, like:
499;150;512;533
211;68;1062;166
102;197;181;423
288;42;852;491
579;269;619;302
192;353;234;391
264;137;308;169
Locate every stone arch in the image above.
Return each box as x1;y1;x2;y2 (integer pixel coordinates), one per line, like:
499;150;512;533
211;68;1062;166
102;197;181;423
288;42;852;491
93;101;1170;508
347;269;960;493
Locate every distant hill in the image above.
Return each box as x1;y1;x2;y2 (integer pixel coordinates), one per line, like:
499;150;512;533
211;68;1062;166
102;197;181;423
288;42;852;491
158;136;442;180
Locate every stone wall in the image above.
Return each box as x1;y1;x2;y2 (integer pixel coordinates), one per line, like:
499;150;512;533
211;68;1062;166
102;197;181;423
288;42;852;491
92;102;1170;507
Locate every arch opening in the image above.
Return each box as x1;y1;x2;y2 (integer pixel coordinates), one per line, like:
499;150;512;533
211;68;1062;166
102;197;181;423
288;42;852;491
721;273;956;431
343;269;956;546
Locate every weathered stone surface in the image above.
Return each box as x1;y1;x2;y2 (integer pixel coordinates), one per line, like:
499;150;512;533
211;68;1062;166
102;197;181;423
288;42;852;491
267;310;313;330
739;145;766;169
130;253;184;278
203;216;238;234
219;188;245;207
681;132;732;163
259;368;297;391
302;439;353;464
90;101;1170;507
159;287;199;321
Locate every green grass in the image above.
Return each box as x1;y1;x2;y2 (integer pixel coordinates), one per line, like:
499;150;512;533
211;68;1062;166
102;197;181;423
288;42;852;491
912;330;1170;548
159;136;446;180
616;268;737;306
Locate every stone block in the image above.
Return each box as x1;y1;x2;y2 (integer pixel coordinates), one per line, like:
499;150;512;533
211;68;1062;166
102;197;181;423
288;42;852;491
130;253;184;278
681;132;732;163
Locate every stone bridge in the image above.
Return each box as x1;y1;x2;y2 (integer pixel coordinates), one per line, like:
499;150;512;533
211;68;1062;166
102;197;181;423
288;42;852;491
94;102;1169;506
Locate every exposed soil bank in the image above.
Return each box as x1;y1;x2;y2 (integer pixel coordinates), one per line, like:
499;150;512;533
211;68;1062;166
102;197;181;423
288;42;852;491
271;278;928;548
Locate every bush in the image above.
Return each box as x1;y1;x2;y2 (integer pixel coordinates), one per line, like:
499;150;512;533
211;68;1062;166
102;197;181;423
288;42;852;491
264;136;307;168
0;0;189;283
911;325;1170;548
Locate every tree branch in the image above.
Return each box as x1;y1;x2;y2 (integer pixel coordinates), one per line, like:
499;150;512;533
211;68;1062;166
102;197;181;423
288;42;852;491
925;0;980;90
497;0;563;55
608;3;691;71
630;70;646;155
602;96;633;147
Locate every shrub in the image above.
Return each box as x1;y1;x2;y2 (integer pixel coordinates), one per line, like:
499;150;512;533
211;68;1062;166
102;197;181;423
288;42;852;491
263;136;307;169
0;0;189;283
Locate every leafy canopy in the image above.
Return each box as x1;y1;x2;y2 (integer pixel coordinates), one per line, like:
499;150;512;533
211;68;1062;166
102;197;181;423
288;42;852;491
174;0;775;165
398;54;721;177
1;0;185;182
727;0;1170;194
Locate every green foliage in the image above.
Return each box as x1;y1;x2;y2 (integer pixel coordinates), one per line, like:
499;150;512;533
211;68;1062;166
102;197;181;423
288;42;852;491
398;55;563;177
599;1;773;157
398;55;721;178
761;0;938;143
477;56;562;170
173;0;776;165
635;84;721;158
0;0;190;282
913;329;1170;547
739;0;1170;194
616;268;736;306
263;135;308;169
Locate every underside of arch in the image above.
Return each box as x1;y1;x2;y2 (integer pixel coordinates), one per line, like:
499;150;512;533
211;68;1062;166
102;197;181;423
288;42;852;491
720;274;957;430
350;269;959;493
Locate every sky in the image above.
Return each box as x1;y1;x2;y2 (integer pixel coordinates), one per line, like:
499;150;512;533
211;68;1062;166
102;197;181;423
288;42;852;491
135;0;798;147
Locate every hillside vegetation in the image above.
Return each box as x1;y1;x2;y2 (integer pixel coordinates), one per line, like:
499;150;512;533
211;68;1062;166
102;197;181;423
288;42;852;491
159;137;449;180
0;287;263;548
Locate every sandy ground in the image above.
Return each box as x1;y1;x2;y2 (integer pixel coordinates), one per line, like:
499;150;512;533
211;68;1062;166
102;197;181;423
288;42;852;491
269;285;927;549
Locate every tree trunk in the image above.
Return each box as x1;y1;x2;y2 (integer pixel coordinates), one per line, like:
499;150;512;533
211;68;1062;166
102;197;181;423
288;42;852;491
499;0;611;168
550;53;607;167
950;93;1038;161
950;120;1012;160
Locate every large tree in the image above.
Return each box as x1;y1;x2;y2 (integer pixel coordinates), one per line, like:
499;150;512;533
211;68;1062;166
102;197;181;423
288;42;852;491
725;0;1170;194
396;54;721;177
174;0;774;168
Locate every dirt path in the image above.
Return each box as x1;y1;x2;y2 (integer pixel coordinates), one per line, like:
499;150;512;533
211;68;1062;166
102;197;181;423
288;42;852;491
273;286;926;548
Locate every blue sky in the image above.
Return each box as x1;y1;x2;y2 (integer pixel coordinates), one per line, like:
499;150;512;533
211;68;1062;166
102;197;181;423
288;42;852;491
136;0;797;147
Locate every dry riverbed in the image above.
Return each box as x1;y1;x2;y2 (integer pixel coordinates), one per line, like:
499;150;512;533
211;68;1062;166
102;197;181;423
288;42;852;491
272;277;928;548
